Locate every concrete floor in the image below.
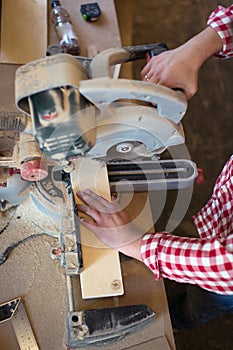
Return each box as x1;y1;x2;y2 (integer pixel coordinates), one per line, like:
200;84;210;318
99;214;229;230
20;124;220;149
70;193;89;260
117;0;233;349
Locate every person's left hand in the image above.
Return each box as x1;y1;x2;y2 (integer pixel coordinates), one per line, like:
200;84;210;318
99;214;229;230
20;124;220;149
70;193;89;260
76;189;143;257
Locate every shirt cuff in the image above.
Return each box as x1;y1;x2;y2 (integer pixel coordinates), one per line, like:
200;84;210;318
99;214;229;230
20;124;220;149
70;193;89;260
207;6;233;59
140;232;166;280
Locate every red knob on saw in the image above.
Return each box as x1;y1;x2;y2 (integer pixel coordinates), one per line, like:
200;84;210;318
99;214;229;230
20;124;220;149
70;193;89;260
21;159;48;181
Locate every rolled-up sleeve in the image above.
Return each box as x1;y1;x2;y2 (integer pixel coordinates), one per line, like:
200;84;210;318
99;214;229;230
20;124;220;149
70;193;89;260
207;5;233;58
141;231;233;295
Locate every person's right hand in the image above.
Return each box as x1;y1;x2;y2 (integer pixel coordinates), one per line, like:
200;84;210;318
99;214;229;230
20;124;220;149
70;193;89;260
141;26;223;100
141;46;199;99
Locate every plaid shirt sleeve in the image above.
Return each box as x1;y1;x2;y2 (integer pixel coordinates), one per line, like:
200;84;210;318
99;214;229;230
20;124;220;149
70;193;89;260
141;156;233;295
207;5;233;59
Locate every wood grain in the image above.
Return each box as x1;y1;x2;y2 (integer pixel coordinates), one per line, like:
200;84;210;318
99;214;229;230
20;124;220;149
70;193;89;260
0;0;47;64
70;157;124;299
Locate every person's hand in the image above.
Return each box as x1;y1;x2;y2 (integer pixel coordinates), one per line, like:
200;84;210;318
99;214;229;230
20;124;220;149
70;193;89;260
141;26;223;99
76;189;143;259
141;47;199;99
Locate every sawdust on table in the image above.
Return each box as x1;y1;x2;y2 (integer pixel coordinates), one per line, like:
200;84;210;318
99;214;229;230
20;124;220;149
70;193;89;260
0;191;69;349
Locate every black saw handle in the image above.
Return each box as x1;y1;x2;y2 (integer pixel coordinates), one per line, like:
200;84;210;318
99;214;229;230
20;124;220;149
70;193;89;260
122;43;168;62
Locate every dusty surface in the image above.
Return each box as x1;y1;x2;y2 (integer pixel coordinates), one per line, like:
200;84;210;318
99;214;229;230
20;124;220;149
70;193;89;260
0;3;175;347
1;0;233;349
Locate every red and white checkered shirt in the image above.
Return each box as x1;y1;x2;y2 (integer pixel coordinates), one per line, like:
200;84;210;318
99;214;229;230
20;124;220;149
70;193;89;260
141;5;233;295
141;156;233;295
207;5;233;58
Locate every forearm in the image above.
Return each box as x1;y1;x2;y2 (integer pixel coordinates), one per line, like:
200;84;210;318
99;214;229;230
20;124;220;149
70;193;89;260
180;26;223;68
118;237;143;261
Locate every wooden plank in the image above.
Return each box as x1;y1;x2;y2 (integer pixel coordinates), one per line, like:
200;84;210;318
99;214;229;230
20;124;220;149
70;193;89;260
0;0;47;64
0;64;19;108
70;157;124;299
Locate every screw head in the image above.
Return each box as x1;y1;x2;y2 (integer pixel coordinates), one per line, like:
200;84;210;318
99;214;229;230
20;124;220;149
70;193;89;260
111;279;121;290
116;143;133;153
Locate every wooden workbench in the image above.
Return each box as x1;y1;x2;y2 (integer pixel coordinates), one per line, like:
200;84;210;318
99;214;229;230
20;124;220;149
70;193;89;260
0;1;176;349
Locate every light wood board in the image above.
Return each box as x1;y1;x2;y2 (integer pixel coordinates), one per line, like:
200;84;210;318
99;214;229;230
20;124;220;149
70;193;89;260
0;0;47;64
70;157;124;299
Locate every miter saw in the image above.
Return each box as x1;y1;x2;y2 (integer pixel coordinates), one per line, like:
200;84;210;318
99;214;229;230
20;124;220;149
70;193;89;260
14;43;197;189
0;44;197;206
0;44;197;348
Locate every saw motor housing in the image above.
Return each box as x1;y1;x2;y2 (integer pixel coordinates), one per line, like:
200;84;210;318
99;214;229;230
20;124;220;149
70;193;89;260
15;54;96;161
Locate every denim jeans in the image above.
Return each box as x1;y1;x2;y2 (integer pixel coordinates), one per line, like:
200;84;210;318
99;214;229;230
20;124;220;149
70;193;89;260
167;283;233;330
